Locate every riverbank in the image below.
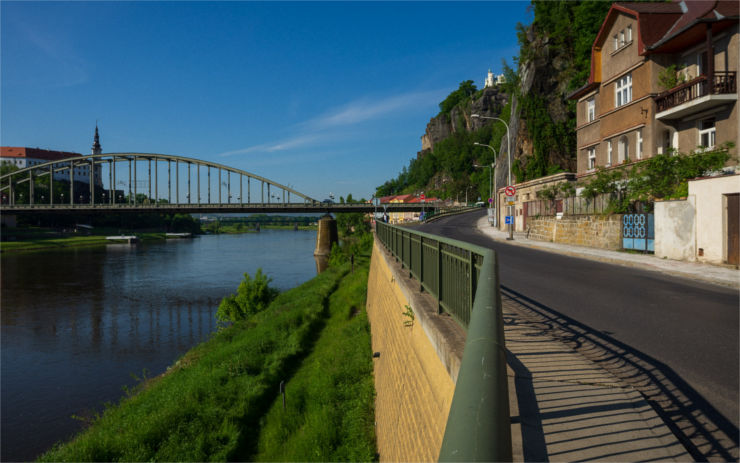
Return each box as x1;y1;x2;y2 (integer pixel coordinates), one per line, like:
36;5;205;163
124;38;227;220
0;232;168;253
37;248;375;461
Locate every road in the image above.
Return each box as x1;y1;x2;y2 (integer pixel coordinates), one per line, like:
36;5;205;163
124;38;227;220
418;210;739;458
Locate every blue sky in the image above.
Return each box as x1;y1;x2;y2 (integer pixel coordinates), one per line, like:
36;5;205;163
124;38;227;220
1;1;531;201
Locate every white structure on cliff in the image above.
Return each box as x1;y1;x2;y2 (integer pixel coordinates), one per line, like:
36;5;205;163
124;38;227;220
484;69;506;88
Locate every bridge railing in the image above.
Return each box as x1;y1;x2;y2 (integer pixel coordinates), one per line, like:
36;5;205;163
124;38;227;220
375;221;512;462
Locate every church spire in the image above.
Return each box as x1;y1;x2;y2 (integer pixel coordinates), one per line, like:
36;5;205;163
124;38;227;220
91;124;102;155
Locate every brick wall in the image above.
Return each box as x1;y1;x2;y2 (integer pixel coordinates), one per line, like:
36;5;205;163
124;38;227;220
526;215;623;250
366;241;456;462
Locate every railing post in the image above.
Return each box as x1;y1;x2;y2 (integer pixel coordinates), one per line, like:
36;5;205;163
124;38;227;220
437;240;442;314
419;235;424;292
469;250;474;317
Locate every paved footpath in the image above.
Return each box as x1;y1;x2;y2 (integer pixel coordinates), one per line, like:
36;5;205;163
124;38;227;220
476;216;739;289
471;216;739;461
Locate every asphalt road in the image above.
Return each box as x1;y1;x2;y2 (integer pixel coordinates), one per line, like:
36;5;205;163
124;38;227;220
417;210;739;434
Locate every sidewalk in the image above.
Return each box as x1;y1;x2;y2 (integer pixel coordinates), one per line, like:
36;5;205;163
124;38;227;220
475;216;740;289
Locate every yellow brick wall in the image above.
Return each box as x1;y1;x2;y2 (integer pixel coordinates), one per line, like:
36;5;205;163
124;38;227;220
366;241;455;462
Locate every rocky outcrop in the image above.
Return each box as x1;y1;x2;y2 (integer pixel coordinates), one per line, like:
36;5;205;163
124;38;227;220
418;86;508;159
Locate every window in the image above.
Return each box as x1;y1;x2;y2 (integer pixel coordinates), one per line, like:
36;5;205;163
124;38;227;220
613;35;619;51
618;136;629;162
627;26;632;42
619;30;625;47
699;118;716;149
607;140;613;165
587;147;596;169
637;130;643;159
660;129;674;155
615;73;632;107
587;98;595;122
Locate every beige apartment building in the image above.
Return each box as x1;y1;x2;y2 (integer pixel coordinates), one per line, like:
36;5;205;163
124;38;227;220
570;0;738;178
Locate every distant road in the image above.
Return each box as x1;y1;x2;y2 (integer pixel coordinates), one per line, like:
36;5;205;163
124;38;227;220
418;210;739;457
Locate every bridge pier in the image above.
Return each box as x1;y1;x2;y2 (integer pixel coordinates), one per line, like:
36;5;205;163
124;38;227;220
314;214;338;257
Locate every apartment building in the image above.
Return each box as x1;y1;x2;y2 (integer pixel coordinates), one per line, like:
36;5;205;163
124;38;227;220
570;0;738;177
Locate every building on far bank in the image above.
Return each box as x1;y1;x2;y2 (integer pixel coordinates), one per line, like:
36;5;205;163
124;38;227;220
0;126;104;185
569;0;738;178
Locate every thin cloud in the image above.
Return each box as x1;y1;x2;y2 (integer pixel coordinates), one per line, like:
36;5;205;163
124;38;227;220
304;89;446;130
219;133;324;157
19;21;88;87
218;88;445;158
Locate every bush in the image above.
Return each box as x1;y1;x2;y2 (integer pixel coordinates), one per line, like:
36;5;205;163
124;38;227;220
216;269;279;322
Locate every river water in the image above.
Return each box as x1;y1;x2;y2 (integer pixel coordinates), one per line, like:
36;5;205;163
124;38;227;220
1;230;318;462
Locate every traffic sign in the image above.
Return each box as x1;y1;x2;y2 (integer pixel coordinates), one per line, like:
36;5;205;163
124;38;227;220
504;186;516;197
488;198;493;204
505;216;513;224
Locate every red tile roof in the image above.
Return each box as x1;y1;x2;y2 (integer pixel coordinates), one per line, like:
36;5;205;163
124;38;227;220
1;147;81;160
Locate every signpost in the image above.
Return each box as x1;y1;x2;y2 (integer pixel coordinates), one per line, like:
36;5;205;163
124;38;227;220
504;185;516;240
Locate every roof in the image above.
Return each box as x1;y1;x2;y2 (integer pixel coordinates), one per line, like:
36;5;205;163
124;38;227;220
1;147;82;160
577;0;738;90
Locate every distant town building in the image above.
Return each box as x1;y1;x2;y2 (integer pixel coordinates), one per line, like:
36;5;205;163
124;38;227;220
1;126;104;185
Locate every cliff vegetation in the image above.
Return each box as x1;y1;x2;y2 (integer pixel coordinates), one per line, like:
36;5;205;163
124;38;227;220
376;1;613;199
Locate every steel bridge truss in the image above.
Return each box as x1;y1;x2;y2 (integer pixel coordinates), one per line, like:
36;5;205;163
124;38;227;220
0;153;318;209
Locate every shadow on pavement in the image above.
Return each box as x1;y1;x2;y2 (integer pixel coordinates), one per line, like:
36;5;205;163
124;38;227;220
502;285;739;462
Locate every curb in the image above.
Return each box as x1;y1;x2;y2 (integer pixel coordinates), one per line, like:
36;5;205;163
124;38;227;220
475;217;739;290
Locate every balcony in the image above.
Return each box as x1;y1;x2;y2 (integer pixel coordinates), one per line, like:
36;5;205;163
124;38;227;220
654;71;737;120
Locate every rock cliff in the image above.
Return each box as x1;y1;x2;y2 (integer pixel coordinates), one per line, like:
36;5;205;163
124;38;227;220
418;86;508;159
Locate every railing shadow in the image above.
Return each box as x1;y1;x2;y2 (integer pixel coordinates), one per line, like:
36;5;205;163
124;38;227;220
501;285;739;462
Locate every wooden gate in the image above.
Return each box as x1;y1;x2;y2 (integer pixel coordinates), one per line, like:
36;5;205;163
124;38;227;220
727;194;739;266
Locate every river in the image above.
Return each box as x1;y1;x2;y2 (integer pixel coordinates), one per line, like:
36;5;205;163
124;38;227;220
1;230;319;462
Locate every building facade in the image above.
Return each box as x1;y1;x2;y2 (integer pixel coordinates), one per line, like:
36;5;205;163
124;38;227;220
570;0;738;178
0;126;104;185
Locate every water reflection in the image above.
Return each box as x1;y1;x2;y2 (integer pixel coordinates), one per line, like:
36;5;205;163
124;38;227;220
315;255;329;274
1;231;316;462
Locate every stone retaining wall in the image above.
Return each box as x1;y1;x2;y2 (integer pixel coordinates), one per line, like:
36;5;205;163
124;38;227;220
526;215;623;250
366;240;461;462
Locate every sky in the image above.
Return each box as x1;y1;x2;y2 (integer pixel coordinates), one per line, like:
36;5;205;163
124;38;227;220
1;1;532;201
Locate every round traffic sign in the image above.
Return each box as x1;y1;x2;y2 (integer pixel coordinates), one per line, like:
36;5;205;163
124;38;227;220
504;186;516;197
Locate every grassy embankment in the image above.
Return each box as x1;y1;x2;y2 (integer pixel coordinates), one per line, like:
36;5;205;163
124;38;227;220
0;231;167;253
38;237;375;461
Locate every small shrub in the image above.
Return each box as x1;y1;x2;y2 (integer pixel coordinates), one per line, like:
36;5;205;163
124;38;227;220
216;269;279;322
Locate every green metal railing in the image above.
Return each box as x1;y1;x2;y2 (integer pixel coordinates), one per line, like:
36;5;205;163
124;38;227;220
375;221;512;461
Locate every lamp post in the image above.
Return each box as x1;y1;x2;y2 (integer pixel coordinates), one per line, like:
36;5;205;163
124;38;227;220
471;114;513;240
474;143;497;227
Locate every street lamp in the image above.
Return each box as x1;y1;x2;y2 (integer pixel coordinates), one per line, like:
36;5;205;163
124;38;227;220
471;114;514;240
473;143;497;227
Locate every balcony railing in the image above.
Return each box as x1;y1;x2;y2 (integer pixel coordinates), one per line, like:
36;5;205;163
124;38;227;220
655;71;737;113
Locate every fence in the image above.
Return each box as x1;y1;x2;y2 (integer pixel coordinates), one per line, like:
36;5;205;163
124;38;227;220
375;221;512;461
525;192;620;217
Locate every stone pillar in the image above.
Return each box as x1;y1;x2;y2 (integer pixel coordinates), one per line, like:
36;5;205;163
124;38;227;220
314;214;338;256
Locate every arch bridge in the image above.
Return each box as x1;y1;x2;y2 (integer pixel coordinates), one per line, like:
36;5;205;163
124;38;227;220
0;153;429;214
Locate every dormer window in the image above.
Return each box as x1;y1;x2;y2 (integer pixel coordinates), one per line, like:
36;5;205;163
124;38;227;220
613;26;633;52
